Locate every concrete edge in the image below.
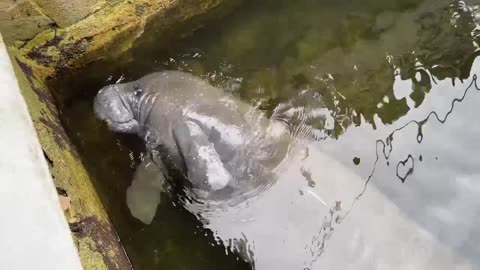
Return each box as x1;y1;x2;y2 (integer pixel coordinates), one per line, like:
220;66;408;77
0;33;83;270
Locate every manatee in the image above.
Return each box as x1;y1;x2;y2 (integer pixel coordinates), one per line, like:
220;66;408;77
94;70;291;199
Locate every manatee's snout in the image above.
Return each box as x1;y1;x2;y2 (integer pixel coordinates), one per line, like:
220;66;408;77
94;85;139;133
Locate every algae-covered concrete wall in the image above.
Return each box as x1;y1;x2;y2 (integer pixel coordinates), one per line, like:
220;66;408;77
1;0;117;43
11;53;133;270
1;0;239;269
0;0;52;43
0;33;83;270
2;0;238;80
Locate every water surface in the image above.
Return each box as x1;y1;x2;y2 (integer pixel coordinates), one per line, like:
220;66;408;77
52;0;480;269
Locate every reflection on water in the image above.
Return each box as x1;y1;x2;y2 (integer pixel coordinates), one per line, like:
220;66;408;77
52;0;480;269
317;72;480;268
311;62;480;270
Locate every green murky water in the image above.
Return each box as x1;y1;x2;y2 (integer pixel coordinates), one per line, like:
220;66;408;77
52;0;480;269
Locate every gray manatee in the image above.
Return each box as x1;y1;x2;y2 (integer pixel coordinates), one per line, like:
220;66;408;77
94;70;291;199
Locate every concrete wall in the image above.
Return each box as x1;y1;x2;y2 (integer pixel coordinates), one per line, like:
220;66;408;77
0;0;54;43
0;33;83;270
0;0;109;43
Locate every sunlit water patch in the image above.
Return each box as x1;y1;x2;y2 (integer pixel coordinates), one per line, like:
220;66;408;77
51;0;480;269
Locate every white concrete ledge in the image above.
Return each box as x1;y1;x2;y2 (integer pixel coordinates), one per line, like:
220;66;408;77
0;34;83;270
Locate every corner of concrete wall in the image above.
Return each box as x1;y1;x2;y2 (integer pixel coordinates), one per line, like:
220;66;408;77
0;33;84;270
6;42;132;270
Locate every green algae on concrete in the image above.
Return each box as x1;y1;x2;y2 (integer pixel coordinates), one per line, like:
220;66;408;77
0;0;54;44
10;52;132;270
35;0;106;28
8;0;238;82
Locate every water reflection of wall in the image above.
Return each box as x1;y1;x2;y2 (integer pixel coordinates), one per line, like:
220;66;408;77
267;0;480;137
303;2;480;265
152;0;480;140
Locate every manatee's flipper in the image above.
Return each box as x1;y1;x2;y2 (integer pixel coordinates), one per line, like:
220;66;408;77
126;156;167;225
173;120;233;191
184;111;243;164
141;125;187;175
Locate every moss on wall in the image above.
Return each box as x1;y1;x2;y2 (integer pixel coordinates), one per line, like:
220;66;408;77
0;0;54;43
10;52;132;269
5;0;238;82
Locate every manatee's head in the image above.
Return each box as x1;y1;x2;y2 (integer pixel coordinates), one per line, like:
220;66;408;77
94;83;143;133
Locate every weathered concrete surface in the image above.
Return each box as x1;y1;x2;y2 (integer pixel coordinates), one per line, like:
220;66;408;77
5;0;238;82
35;0;105;28
0;0;54;43
1;2;138;265
0;0;108;42
10;50;133;269
0;33;83;270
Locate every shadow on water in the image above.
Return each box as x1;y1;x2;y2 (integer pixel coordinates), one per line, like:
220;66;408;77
50;0;480;269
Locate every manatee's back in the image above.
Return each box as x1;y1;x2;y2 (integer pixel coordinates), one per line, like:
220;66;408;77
138;71;290;201
139;71;226;108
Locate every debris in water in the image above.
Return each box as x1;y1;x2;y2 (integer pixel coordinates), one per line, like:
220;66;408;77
300;166;316;187
334;201;342;211
58;195;71;211
353;157;361;165
115;74;125;83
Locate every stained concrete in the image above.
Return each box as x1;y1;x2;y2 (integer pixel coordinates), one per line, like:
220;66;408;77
0;33;83;270
35;0;104;28
0;0;53;43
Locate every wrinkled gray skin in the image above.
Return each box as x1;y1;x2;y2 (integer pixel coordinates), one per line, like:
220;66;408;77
94;71;290;198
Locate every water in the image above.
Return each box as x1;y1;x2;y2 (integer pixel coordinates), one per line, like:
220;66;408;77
51;0;480;269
